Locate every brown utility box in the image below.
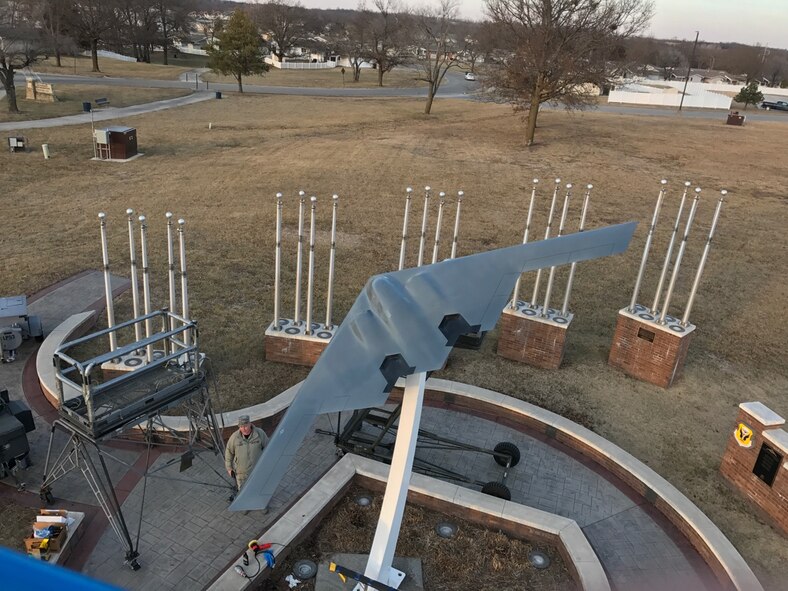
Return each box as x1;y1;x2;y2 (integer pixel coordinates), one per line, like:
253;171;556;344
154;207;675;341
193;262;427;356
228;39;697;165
95;126;138;160
726;112;745;126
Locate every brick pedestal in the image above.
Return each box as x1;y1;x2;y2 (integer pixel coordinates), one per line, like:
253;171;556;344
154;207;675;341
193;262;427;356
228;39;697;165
720;402;788;534
264;319;335;367
496;303;572;370
608;305;694;388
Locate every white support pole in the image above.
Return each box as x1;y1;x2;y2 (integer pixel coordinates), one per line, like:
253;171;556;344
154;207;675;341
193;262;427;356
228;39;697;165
629;180;667;312
273;193;283;330
98;213;118;351
541;184;572;316
294;191;306;325
651;182;690;314
178;218;191;346
682;190;726;326
305;196;317;336
362;372;427;588
398;188;412;271
127;209;142;341
325;194;339;329
417;186;431;267
511;179;538;309
431;192;446;264
561;184;592;316
659;188;701;324
165;212;177;335
531;178;560;307
450;190;464;260
138;215;153;363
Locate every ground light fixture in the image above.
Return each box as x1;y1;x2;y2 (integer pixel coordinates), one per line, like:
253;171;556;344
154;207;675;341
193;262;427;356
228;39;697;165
528;550;551;569
292;559;318;580
355;494;372;507
434;521;458;539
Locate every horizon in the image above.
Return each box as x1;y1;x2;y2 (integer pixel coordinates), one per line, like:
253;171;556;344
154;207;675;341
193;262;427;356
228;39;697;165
237;0;787;51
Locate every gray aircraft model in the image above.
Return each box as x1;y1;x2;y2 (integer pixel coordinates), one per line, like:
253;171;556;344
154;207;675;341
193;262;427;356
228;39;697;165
230;221;636;511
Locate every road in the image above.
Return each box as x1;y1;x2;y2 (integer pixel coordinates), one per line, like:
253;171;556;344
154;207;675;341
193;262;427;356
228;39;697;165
7;69;788;129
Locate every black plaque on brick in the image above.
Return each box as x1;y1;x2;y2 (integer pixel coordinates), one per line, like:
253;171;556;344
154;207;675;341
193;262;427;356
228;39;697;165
753;442;782;487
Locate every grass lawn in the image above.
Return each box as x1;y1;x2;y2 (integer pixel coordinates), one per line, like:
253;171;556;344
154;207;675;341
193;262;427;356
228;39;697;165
1;95;786;589
30;55;193;80
0;85;192;122
202;66;425;88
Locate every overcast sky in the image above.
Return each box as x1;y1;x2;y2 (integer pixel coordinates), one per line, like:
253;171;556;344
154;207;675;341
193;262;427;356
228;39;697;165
291;0;788;49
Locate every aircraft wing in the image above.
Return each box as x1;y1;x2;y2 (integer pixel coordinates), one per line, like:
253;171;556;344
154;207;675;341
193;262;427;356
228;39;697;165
230;221;636;511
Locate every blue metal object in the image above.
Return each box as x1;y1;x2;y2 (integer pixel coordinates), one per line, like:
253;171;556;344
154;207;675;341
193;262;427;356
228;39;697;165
230;222;637;511
0;547;122;590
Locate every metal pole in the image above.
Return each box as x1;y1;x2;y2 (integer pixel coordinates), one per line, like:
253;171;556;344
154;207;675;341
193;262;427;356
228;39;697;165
178;218;191;346
511;179;538;308
682;190;726;326
659;188;701;324
98;213;118;351
165;212;177;335
305;196;317;336
294;191;305;325
325;194;339;329
561;184;592;315
127;209;142;341
450;190;464;260
273;193;283;330
542;184;572;316
431;192;446;264
398;187;412;270
628;180;667;312
138;215;153;363
362;372;426;587
679;31;700;112
531;178;561;307
651;182;690;314
417;186;431;267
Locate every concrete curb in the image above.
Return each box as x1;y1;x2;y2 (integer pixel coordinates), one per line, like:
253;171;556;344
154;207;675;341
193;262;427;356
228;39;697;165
207;454;610;591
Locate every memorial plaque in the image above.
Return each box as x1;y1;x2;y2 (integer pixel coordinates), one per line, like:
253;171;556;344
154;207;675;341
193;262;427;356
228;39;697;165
753;442;782;486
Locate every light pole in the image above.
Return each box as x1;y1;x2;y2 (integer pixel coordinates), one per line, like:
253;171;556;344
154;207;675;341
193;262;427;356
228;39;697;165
679;31;699;112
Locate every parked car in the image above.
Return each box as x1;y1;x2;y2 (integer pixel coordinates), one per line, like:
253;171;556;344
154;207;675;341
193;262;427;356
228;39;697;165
464;72;477;81
761;100;788;111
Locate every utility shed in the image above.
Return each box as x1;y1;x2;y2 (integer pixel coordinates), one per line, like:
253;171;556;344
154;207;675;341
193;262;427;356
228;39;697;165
94;126;137;160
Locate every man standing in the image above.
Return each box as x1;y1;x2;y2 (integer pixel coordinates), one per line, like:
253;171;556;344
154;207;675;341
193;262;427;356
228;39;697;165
225;415;269;500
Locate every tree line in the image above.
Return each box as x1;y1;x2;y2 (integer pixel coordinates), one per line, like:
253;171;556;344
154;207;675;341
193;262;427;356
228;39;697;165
3;0;783;144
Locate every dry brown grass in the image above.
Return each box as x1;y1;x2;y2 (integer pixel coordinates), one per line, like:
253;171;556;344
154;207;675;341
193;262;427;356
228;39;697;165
30;56;192;80
0;85;192;122
271;486;574;590
202;66;425;88
1;94;787;588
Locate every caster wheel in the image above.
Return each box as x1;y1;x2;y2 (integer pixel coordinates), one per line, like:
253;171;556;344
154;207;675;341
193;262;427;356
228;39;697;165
40;490;54;505
493;442;521;467
481;481;511;500
129;559;141;571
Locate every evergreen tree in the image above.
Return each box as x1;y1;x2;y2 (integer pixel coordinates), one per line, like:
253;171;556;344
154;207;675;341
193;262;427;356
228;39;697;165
207;10;268;93
734;81;764;110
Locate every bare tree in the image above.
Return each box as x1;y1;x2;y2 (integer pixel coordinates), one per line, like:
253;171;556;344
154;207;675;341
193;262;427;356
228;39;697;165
413;0;462;114
35;0;71;67
68;0;115;72
158;0;193;65
328;3;371;82
485;0;653;146
0;0;45;113
367;0;410;87
654;45;686;80
252;0;307;63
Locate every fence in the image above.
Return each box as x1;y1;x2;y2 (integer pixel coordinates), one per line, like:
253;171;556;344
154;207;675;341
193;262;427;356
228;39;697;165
609;89;732;110
264;57;336;70
82;50;137;63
